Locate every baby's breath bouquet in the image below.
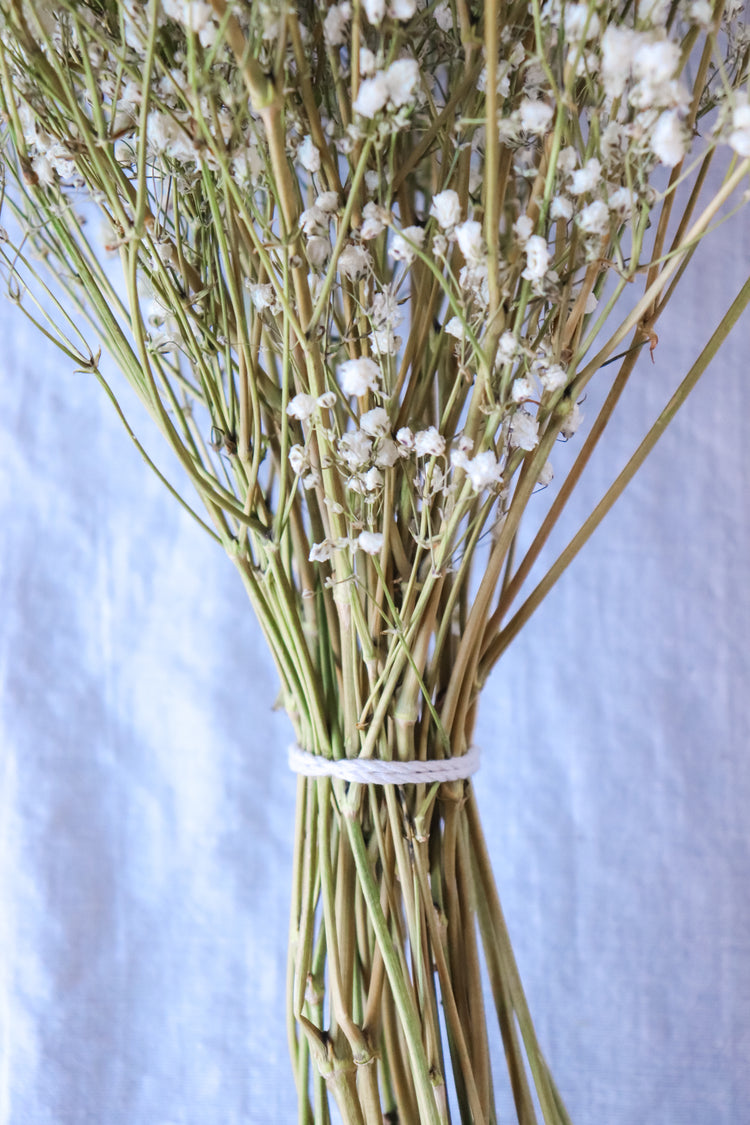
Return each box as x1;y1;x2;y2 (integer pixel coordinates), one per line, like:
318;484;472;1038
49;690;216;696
1;0;749;1120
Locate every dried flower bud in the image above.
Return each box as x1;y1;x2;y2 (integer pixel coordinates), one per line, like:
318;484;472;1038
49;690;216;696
298;135;321;173
414;427;446;457
509;411;540;451
360;407;390;436
287;394;317;421
338;357;382;397
430;190;461;231
357;530;384;555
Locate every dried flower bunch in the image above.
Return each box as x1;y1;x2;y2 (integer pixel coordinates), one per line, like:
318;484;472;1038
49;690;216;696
1;0;749;1121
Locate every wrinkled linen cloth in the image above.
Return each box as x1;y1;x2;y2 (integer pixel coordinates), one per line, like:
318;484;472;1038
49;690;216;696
1;209;750;1124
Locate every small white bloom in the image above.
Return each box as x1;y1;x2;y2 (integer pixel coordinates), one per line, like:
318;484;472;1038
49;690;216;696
389;225;425;263
396;427;414;450
729;104;750;157
146;110;198;164
324;0;351;44
511;375;535;402
362;0;386;24
569;158;601;196
539;364;567;392
465;450;502;491
650;109;687;166
298;135;321;173
455;220;486;266
389;0;417;18
577;199;610;236
450;435;473;471
353;72;391;117
601;122;628;163
163;0;215;37
687;0;712;25
601;26;639;99
287;393;317;421
358;530;384;555
632;40;680;90
246;281;279;312
445;316;465;340
363;466;384;491
360;201;388;239
608;186;634;217
338;356;382;396
317;391;337;409
550;195;573;221
509;410;540;451
360;47;377;76
560;402;583;439
338;243;371;279
430;189;462;231
414;427;446;457
306;236;331;268
497;332;519;363
360;406;390;436
370;325;401;357
289;445;307;474
564;2;600;43
367;283;398;328
522;235;550;282
300;205;328;235
514;215;534;245
339;430;373;469
309;540;335;562
316;191;339;212
538;461;554;487
376;438;399;467
638;0;670;23
434;0;453;29
519;99;554;135
348;56;420;117
557;146;578;176
385;58;420;108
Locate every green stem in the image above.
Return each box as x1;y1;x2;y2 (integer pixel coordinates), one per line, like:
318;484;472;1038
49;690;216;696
482;271;750;676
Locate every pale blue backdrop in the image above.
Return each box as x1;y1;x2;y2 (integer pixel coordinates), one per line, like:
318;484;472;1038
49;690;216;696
1;186;749;1124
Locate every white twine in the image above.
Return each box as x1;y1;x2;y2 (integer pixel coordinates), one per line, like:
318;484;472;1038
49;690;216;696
287;743;480;785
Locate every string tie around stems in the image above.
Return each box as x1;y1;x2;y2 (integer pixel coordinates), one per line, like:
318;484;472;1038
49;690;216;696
287;743;480;785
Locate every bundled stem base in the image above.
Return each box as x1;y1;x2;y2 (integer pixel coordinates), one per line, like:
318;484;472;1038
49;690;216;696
288;768;571;1125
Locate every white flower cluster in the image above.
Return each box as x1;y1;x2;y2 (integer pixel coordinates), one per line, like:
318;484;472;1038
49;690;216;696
369;287;402;357
161;0;218;48
353;58;421;119
361;0;418;24
308;529;384;564
16;103;80;187
299;192;343;271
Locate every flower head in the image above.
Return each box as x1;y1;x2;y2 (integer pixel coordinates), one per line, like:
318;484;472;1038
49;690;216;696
414;427;446;457
338;357;382;397
358;530;384;555
430;190;461;231
509;411;540;451
455;220;486;267
298;135;321;173
389;226;425;263
522;235;550;282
